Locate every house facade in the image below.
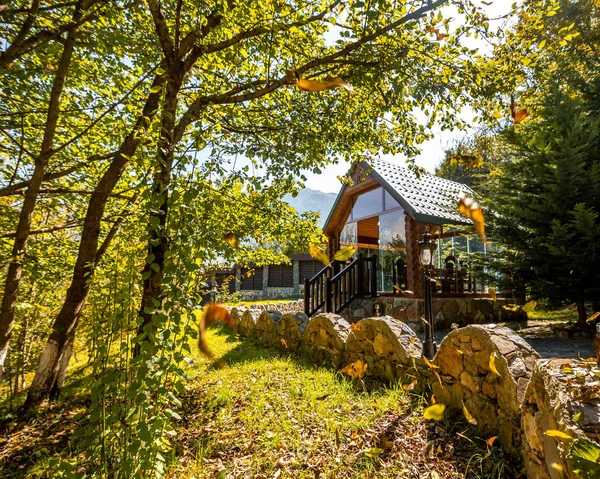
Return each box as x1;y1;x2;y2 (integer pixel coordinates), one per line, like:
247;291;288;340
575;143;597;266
304;158;524;328
214;254;324;301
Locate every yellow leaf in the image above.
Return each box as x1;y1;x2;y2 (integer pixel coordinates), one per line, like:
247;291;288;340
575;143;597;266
488;286;497;302
489;352;501;376
295;72;353;93
539;39;547;49
333;245;357;261
458;193;487;245
350;322;363;331
513;108;530;124
457;349;464;355
486;436;498;448
449;155;483;169
550;463;564;473
340;359;368;380
280;338;288;348
430;394;436;404
423;356;439;370
492;110;503;119
363;447;384;458
587;312;600;323
545;430;574;440
224;231;239;248
197;304;235;358
309;244;330;266
573;412;583;423
462;401;477;425
423;404;446;421
523;300;537;312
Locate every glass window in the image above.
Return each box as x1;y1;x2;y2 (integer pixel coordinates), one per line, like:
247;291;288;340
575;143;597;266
340;222;357;248
378;210;407;292
384;190;401;211
351;187;382;220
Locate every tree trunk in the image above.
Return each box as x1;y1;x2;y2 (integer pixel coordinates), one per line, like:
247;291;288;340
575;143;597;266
49;333;74;400
136;71;181;349
21;74;164;412
577;301;589;331
0;3;81;380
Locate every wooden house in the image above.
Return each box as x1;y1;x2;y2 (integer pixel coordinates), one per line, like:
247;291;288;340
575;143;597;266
304;158;493;319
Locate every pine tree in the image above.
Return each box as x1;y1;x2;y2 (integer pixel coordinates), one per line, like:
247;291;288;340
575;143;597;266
488;91;600;328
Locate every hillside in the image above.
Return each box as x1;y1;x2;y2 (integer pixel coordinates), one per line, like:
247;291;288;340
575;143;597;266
285;188;338;227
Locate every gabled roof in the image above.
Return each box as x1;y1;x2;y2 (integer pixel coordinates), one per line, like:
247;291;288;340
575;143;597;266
323;158;475;231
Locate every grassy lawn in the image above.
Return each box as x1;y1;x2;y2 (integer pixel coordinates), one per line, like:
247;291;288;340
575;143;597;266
168;329;515;479
0;327;518;478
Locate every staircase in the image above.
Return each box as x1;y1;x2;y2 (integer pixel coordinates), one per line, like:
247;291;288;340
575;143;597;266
303;254;377;317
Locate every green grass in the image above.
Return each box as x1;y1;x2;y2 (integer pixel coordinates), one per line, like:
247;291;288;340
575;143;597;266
169;328;518;479
224;296;302;306
0;327;519;478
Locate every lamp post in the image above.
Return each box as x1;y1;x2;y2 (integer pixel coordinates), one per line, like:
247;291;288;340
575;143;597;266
419;232;437;359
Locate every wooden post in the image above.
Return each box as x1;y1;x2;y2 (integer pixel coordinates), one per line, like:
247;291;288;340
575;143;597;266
304;278;310;316
370;254;377;297
357;255;364;297
325;277;332;313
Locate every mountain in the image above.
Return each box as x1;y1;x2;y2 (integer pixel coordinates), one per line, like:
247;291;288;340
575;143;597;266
285;188;338;227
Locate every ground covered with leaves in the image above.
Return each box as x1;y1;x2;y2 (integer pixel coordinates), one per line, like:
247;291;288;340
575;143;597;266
170;329;518;479
0;327;520;478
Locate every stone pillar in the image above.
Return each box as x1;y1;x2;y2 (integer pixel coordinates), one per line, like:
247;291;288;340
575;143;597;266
293;260;300;294
262;265;269;292
235;266;241;291
405;215;423;297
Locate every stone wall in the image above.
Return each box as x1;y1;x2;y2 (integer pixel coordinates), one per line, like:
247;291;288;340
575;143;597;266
429;325;540;453
341;296;527;331
223;308;599;479
521;359;600;479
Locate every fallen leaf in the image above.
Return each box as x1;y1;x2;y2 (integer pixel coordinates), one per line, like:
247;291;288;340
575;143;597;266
196;304;235;358
224;231;239;248
423;404;446;421
333;245;357;261
545;430;574;440
486;436;498;448
488;286;497;302
423;356;439;370
573;412;583;423
458;192;487;245
462;401;477;425
489;352;501;376
340;359;368;380
280;338;288;348
294;71;353;92
309;244;330;266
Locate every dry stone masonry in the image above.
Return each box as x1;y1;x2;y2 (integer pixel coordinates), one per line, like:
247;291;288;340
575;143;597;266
224;307;599;478
430;325;540;453
521;359;600;479
300;313;351;368
277;312;310;353
344;316;423;383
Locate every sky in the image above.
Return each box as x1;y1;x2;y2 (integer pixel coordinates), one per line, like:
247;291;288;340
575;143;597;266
303;0;517;193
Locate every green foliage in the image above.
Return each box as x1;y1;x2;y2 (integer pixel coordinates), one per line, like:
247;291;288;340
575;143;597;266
1;0;497;476
567;437;600;479
485;92;600;309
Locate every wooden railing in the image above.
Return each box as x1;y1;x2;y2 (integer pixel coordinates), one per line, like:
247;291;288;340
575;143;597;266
392;258;407;293
304;255;377;316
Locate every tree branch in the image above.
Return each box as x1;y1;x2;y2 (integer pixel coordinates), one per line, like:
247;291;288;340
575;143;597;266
174;0;448;141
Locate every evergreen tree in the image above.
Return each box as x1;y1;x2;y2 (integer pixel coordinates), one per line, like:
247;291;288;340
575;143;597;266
487;91;600;328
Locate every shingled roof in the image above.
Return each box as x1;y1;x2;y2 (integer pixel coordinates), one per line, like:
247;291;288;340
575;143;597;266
324;158;475;229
